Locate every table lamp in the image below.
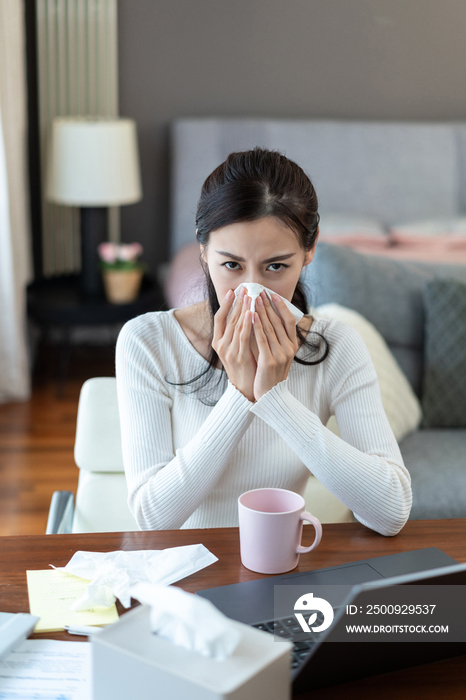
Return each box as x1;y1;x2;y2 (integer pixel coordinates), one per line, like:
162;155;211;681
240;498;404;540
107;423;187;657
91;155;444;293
46;117;142;298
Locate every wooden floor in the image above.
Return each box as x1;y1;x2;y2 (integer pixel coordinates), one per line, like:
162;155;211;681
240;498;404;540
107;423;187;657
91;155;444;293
0;345;115;536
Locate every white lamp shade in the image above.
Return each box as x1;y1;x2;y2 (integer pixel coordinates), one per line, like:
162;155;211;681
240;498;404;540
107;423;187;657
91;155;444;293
46;118;142;206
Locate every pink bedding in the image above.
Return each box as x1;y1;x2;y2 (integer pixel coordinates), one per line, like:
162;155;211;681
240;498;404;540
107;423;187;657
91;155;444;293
320;233;466;264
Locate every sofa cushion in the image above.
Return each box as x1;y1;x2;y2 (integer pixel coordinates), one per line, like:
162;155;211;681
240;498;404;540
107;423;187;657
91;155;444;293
422;279;466;427
304;243;466;396
313;303;422;442
399;429;466;519
303;474;353;524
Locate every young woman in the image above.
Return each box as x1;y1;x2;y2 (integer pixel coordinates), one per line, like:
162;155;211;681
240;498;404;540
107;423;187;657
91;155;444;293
116;148;412;535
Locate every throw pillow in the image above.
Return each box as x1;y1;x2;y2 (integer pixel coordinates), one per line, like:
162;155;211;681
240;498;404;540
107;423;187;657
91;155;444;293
313;303;422;442
304;242;466;396
422;279;466;427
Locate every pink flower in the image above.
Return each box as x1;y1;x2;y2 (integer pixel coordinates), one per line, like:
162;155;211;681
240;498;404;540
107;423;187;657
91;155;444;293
98;242;143;265
98;242;118;264
117;243;143;262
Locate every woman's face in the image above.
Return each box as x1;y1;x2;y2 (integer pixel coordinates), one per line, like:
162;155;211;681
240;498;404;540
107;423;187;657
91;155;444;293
200;216;318;304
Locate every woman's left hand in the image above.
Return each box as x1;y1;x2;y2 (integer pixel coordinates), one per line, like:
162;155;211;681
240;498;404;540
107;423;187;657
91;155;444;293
252;291;299;401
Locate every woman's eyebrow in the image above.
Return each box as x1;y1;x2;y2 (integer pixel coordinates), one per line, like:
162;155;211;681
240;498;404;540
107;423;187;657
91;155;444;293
215;251;296;263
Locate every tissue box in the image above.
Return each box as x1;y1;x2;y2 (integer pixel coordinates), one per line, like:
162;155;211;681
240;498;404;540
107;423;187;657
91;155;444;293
92;605;292;700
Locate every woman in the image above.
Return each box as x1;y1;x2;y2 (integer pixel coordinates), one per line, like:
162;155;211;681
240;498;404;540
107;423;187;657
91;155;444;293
116;148;412;535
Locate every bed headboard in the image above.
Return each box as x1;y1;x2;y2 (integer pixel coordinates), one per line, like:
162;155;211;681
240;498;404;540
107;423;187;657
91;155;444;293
170;117;466;255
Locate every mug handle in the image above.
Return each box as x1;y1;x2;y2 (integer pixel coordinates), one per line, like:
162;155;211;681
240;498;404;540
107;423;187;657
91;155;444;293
296;512;323;554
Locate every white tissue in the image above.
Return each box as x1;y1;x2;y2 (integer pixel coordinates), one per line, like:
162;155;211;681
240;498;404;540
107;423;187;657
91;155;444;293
131;582;242;661
233;283;304;324
52;544;218;611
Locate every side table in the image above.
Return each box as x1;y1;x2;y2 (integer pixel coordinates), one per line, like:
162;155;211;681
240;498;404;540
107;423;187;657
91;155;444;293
27;274;165;394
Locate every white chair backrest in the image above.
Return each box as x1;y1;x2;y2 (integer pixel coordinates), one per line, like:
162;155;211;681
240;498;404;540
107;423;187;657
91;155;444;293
74;377;124;472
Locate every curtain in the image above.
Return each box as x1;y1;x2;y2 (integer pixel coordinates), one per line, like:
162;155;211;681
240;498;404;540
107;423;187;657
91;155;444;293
0;0;32;402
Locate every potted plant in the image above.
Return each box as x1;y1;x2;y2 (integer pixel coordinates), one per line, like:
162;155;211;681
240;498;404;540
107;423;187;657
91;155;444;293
98;242;145;304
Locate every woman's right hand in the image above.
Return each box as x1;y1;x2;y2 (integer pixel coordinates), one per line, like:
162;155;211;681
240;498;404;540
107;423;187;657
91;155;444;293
212;287;257;402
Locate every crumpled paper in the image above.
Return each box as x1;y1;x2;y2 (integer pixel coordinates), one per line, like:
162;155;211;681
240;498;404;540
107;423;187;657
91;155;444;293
234;282;304;324
52;544;218;611
131;582;242;661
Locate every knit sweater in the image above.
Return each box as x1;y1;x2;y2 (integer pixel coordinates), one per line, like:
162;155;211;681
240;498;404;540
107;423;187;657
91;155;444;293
115;308;412;536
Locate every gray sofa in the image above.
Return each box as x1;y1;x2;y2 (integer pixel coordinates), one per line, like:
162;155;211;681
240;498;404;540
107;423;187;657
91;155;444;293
169;117;466;521
305;242;466;521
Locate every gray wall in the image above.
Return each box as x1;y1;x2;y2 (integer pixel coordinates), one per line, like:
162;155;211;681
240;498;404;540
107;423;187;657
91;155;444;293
118;0;466;273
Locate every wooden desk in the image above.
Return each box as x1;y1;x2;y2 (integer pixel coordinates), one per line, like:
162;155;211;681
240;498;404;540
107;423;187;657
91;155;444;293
1;519;465;699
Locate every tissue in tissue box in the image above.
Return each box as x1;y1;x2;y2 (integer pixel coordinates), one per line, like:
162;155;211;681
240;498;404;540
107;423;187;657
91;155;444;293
92;605;292;700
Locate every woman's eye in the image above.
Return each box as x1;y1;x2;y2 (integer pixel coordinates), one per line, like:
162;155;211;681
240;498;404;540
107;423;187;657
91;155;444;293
221;261;288;271
268;263;288;271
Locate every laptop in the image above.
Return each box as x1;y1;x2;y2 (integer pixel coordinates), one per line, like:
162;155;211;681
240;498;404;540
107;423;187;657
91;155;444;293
196;547;466;693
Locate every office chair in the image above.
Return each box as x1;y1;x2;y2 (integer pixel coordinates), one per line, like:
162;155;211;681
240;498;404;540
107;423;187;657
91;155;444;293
46;377;138;534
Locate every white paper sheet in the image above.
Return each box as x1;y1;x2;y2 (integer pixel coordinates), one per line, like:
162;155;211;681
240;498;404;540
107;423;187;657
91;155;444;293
233;282;304;323
53;544;218;610
131;582;242;660
0;639;90;700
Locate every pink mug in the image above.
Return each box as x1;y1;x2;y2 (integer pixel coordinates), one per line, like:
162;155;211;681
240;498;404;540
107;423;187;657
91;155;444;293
238;488;322;574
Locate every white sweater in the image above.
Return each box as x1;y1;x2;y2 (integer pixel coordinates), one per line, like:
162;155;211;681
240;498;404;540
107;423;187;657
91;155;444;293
115;309;412;536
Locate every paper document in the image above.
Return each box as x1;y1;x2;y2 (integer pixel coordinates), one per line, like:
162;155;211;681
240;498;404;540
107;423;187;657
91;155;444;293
27;569;119;632
0;612;39;659
0;639;90;700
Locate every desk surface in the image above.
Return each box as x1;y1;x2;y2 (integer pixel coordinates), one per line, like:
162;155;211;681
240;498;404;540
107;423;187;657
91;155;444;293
1;519;466;700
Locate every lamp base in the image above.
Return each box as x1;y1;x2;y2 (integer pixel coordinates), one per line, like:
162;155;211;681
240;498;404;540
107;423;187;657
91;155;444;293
80;207;107;298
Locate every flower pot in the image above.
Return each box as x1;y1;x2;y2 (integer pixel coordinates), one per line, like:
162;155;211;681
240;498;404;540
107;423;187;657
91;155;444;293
102;269;143;304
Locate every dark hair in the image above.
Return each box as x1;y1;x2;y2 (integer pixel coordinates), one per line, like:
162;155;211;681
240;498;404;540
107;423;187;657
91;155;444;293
168;147;329;405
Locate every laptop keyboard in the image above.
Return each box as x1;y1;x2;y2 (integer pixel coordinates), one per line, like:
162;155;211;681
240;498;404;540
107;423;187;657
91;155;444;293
252;608;340;670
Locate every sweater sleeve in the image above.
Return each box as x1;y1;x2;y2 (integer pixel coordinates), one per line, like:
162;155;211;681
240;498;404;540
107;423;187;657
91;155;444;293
250;323;412;537
115;316;254;530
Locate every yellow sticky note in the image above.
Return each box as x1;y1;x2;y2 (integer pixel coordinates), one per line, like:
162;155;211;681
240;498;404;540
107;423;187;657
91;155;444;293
27;569;119;633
